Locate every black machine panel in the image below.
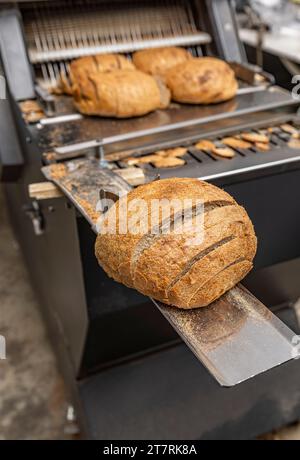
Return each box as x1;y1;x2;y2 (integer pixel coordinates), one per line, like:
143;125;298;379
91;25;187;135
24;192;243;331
0;82;24;182
79;306;300;440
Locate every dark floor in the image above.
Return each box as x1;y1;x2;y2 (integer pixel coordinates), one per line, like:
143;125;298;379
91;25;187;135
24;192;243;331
0;187;299;440
0;189;72;440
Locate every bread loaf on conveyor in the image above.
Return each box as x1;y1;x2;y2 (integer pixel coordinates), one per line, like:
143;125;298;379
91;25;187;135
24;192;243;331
73;69;171;117
132;46;192;78
95;178;257;309
61;53;135;94
165;57;238;104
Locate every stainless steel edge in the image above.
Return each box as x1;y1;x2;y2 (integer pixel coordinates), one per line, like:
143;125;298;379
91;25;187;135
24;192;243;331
29;34;212;64
52;87;299;156
198;155;300;181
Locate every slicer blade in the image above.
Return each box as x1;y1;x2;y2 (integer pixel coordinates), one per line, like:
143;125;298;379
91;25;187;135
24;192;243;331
153;284;298;387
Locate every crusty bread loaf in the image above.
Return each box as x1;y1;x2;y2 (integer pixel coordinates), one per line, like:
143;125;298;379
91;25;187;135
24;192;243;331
61;54;135;94
71;54;135;76
95;178;257;309
73;69;170;117
132;47;192;78
165;57;238;104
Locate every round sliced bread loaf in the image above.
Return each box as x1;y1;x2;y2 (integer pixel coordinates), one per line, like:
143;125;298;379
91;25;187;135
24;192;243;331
95;178;257;309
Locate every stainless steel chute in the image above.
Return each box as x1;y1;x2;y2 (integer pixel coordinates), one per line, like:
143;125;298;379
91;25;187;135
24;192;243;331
41;159;299;387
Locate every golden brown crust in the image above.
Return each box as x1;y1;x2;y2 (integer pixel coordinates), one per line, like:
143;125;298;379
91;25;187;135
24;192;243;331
96;178;204;286
221;137;252;149
132;205;256;303
73;69;170;117
59;54;135;96
95;178;257;309
132;47;192;78
96;179;233;287
59;73;74;95
69;54;135;85
19;100;43;114
165;57;238;104
188;260;253;308
151;157;185;168
167;226;256;308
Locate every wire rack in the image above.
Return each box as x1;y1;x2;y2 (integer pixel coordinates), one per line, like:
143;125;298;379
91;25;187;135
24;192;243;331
21;0;211;64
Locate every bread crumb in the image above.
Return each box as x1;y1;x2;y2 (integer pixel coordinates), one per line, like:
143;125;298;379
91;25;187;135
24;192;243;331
19;100;43;114
77;197;100;223
49;163;67;179
241;132;269;144
194;140;215;151
255;142;270;152
211;146;235;159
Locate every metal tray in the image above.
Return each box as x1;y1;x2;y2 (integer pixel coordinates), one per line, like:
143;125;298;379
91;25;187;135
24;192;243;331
37;87;298;158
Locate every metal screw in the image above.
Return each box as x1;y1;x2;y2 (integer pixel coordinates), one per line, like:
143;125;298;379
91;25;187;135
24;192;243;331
64;405;80;436
97;144;109;168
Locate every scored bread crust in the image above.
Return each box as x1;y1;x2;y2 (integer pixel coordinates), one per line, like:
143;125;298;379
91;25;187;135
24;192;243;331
188;260;253;308
96;179;231;286
66;54;135;92
167;233;255;308
73;69;170;117
165;57;238;104
132;47;192;78
132;205;256;302
96;179;233;286
95;178;257;309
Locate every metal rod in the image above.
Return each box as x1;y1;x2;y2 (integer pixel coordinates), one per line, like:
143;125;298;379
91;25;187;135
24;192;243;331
29;34;211;63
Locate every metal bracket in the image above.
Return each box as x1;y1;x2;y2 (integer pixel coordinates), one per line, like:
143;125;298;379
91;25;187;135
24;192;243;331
23;201;44;236
95;143;109;168
230;61;275;86
98;188;120;213
293;298;300;328
35;84;56;116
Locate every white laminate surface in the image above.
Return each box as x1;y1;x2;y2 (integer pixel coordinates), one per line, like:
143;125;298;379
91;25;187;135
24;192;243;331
240;28;300;64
